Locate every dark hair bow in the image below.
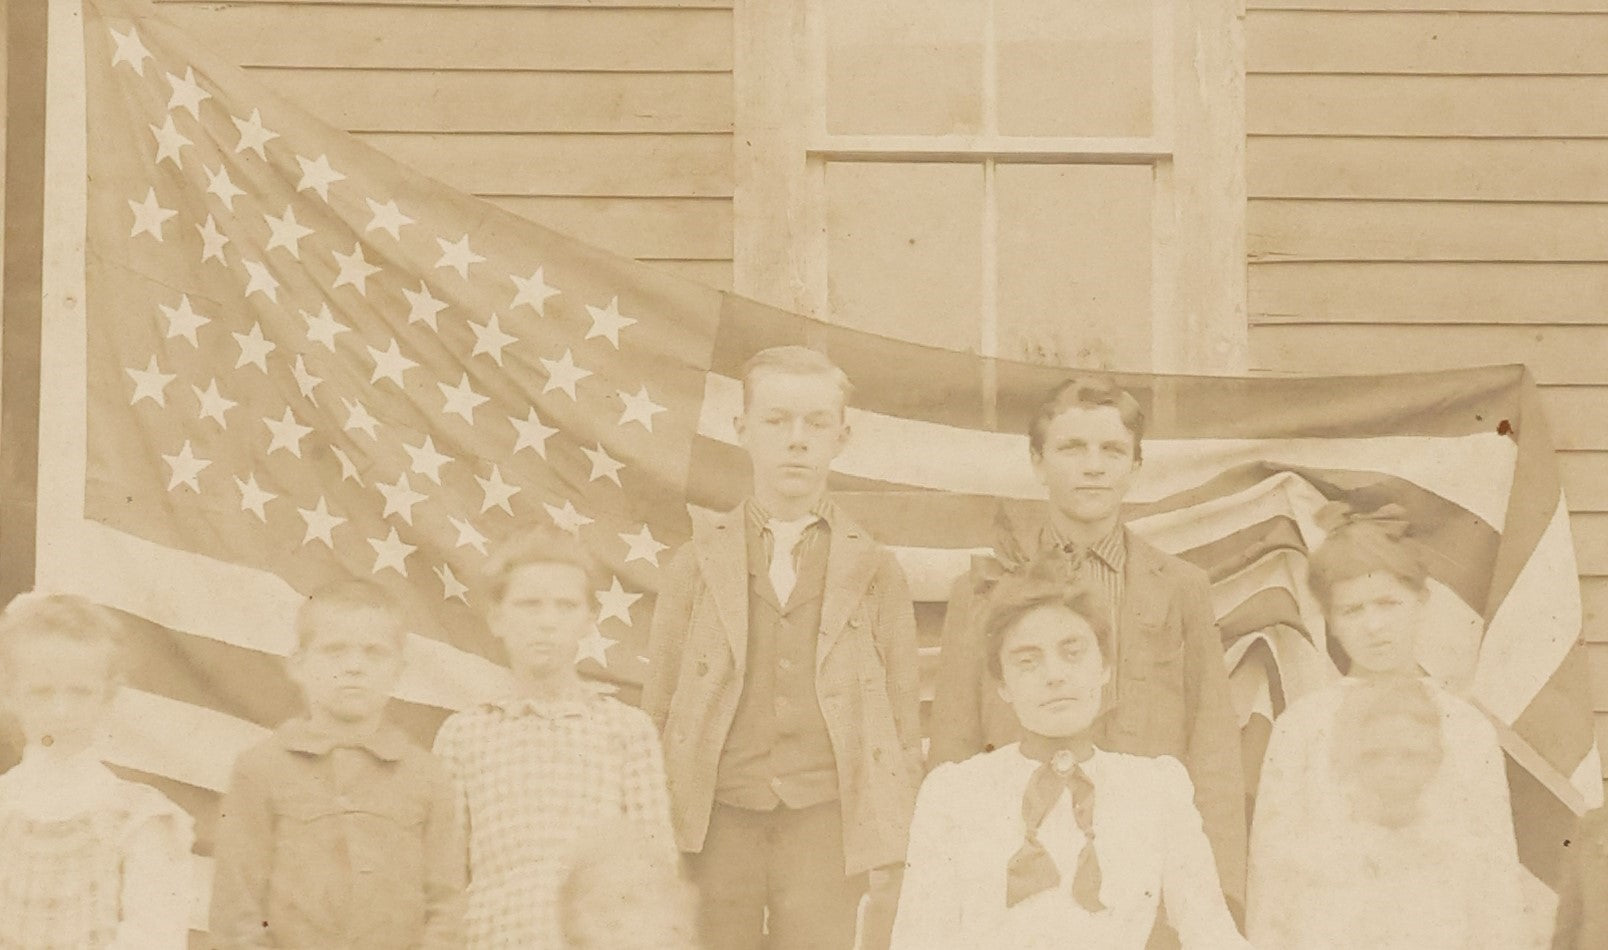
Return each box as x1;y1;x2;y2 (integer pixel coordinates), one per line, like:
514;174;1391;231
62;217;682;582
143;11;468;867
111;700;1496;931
1314;501;1411;540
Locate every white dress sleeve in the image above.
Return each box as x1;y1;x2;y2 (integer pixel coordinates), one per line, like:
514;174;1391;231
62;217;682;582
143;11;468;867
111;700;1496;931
889;764;969;950
1157;757;1253;950
1442;698;1527;949
109;785;196;950
1246;700;1314;948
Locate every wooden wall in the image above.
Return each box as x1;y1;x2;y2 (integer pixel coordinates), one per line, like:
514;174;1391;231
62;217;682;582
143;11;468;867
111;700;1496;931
1244;0;1608;771
151;0;735;290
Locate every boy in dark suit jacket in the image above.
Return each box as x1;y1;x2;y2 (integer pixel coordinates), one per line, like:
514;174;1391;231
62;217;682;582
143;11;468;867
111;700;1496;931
643;346;922;950
928;376;1247;942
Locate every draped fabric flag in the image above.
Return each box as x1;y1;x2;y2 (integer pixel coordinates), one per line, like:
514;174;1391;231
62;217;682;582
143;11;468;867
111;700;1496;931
31;0;1598;939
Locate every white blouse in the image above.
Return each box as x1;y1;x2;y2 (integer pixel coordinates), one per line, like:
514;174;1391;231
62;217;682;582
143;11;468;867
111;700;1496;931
891;745;1249;950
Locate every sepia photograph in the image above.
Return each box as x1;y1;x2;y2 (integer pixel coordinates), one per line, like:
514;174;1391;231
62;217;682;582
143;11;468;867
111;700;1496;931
0;1;1603;948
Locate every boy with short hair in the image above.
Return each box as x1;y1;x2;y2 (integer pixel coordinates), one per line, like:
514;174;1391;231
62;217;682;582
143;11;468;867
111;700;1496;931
210;579;465;949
928;376;1247;934
432;526;675;950
644;345;923;950
893;577;1248;950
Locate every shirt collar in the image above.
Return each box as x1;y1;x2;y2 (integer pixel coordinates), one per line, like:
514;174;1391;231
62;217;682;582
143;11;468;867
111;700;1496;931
278;718;411;762
483;686;604;720
747;495;835;534
1012;740;1109;781
1044;521;1127;574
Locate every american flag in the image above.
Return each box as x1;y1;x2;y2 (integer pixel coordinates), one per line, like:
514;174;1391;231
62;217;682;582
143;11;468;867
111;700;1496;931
29;0;1600;940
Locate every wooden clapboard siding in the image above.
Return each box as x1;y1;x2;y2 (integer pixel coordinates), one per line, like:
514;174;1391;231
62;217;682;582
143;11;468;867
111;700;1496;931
151;0;735;289
1246;2;1608;769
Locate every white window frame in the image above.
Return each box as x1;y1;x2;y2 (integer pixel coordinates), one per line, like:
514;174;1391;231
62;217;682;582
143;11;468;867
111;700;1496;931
732;0;1247;376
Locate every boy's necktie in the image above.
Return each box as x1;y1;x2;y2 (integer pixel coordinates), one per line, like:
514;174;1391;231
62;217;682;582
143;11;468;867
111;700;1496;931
766;516;813;604
1006;746;1105;912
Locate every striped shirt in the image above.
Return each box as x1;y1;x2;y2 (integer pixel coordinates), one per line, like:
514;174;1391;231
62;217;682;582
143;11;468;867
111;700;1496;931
746;496;835;582
1044;522;1127;635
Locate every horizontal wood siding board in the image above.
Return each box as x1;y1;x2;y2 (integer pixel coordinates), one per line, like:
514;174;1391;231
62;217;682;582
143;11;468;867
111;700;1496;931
1251;2;1608;10
1249;11;1608;75
250;69;733;133
1250;261;1608;326
1562;452;1608;513
1586;577;1608;642
155;0;734;7
1542;388;1608;452
1249;323;1608;384
152;6;733;71
642;258;732;290
481;195;730;258
350;132;732;197
1248;74;1608;137
1248;200;1608;262
1577;513;1608;577
1248;137;1608;201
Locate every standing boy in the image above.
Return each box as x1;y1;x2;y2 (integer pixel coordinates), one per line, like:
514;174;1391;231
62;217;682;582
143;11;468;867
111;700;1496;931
928;376;1247;929
643;346;923;950
210;580;465;949
432;526;675;950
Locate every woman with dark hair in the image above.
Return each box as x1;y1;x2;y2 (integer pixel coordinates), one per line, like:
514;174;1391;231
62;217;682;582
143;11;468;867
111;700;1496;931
1246;504;1525;949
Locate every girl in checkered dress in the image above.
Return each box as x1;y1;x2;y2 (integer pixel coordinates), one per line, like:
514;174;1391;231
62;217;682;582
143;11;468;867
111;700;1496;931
0;593;194;950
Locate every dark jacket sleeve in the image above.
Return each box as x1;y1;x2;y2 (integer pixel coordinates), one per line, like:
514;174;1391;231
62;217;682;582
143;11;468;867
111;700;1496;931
874;550;924;786
1177;565;1249;910
209;748;276;950
643;543;699;733
926;570;987;769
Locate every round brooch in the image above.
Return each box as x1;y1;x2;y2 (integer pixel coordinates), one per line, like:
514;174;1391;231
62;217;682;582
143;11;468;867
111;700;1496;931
1050;749;1077;775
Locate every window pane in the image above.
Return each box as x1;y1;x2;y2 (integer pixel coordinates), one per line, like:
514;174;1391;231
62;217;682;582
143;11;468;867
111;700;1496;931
826;163;983;352
996;0;1154;137
995;165;1152;369
824;0;986;136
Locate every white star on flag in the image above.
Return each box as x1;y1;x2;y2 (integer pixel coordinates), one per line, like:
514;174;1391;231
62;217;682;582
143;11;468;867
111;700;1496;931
403;282;448;330
434;563;469;604
469;313;519;366
575;626;615;667
365;198;413;241
296;154;345;201
369;528;416;577
234;473;275;522
342;397;380;439
618;385;667;432
511;268;560;316
403;435;453;484
596;577;643;626
302;303;348;351
544;500;594;535
290;355;323;403
368;339;418;388
476;465;521;515
449;516;490;555
298;496;346;548
581;444;625;486
620;524;668;566
264;408;313;458
539;349;591;400
197;215;229;264
128;188;176;241
231;108;278;159
203;163;245;210
109;26;152;75
331;446;364;485
191;379;237;428
264;206;315;259
585;296;638;348
332;243;382;295
242;260;280;302
510;408;558;458
435;234;484;279
162;440;210;492
232;322;276;371
127;355;175;407
377;473;429;525
439;374;490;423
165;66;210;119
159;294;209;347
150;116;190;168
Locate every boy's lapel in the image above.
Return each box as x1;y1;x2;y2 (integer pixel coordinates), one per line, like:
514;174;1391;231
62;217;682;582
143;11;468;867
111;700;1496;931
1118;530;1171;637
817;514;881;668
694;506;751;669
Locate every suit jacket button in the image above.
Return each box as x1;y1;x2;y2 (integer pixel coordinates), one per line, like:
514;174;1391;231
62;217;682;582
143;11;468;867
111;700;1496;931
695;660;709;676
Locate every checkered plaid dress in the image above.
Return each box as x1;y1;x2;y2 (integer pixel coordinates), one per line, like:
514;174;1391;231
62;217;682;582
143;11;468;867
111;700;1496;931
433;692;676;950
